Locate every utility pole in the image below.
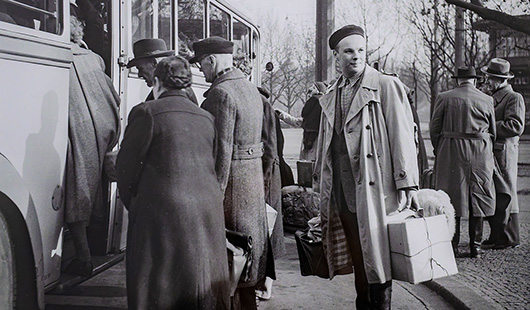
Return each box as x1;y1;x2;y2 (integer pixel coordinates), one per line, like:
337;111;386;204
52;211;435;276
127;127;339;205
316;0;335;82
455;7;465;70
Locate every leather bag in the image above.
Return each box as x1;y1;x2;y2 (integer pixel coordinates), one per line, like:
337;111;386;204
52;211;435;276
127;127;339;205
226;229;252;296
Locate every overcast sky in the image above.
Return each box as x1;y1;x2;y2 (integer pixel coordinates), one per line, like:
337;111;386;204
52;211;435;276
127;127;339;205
232;0;316;25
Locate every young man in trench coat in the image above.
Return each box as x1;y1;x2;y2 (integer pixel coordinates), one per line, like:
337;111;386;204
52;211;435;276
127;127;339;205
313;24;419;309
189;36;268;310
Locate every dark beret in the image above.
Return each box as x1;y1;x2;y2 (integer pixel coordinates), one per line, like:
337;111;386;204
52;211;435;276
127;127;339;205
329;24;365;50
189;36;234;63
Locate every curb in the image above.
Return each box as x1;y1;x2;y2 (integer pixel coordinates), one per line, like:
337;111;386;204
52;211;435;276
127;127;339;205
423;277;504;310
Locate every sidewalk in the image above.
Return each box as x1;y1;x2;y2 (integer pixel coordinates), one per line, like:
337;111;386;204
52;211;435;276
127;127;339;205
281;128;529;309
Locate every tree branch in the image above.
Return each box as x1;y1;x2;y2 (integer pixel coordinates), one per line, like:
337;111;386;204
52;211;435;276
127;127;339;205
445;0;530;35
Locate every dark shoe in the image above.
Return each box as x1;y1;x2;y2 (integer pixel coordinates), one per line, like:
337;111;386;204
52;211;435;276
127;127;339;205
481;239;496;250
64;259;93;277
470;246;484;258
493;242;519;250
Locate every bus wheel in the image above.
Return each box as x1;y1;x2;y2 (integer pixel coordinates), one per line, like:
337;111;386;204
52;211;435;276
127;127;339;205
0;211;16;308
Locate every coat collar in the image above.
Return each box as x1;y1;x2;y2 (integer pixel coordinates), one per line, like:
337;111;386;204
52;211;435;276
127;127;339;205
204;68;246;97
492;84;513;105
158;89;189;100
320;65;380;129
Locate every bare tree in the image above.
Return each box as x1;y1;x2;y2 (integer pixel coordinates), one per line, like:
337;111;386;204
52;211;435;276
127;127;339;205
445;0;530;35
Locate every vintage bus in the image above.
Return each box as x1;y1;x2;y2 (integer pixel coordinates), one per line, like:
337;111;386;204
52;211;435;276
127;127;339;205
0;0;260;308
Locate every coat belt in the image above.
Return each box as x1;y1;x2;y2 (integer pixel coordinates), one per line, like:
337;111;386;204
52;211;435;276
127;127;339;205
232;142;263;160
442;132;491;140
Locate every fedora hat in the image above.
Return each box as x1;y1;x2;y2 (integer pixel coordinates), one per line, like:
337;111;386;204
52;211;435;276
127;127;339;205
481;58;514;79
451;66;480;79
127;39;174;68
189;36;234;63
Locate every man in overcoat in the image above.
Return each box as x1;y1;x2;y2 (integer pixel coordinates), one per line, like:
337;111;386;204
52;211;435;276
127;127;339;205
481;58;525;249
430;67;496;258
127;38;198;103
313;24;419;309
190;36;268;310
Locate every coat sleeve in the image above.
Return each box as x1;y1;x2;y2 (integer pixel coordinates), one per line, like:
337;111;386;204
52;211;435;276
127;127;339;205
312;110;326;194
496;93;525;139
116;105;154;208
379;76;419;189
202;89;237;192
430;94;445;154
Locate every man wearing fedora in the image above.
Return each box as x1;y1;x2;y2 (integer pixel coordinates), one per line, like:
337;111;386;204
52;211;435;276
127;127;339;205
127;38;197;103
430;66;496;258
189;36;268;310
313;24;419;309
481;58;525;249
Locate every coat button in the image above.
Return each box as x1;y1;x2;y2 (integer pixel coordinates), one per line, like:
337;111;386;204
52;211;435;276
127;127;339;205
248;148;253;155
365;124;371;130
369;181;375;186
367;153;373;158
348;129;354;134
399;172;406;178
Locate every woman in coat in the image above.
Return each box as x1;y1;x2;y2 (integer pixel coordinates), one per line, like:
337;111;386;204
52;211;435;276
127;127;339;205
117;56;229;310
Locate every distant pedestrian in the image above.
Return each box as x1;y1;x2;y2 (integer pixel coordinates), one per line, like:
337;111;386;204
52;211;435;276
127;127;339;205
190;36;268;310
117;56;230;309
481;58;525;249
314;24;419;309
276;82;326;161
430;66;496;258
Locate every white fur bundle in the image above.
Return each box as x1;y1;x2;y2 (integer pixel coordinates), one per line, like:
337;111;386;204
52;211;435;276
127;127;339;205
416;189;456;237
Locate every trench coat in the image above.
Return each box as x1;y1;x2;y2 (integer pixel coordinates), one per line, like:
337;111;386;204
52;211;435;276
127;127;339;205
65;44;120;223
493;84;525;214
430;83;496;218
116;90;229;310
201;68;268;288
261;95;286;258
313;65;419;283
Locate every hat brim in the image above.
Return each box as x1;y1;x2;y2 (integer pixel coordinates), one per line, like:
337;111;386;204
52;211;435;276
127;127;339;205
480;66;514;79
451;75;480;79
126;50;175;68
188;54;206;64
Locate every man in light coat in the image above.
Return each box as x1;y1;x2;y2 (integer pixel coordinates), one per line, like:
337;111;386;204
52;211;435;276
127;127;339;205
313;24;419;309
481;58;525;249
430;67;496;258
190;36;267;310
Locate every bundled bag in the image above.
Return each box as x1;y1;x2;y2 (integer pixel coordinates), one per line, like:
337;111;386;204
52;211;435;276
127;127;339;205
226;230;252;296
282;185;319;231
387;208;458;284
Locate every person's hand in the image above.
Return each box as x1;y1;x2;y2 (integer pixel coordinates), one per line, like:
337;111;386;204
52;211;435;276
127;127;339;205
397;188;419;212
274;109;286;120
104;150;118;182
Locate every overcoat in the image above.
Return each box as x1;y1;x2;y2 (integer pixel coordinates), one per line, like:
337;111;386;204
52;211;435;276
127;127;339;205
65;44;120;223
201;68;268;288
430;83;496;217
116;90;229;310
261;95;286;258
492;84;525;214
314;66;419;283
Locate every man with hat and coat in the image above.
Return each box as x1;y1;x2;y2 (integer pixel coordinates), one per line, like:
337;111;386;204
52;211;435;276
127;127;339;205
127;38;197;103
481;58;525;249
430;66;496;258
313;24;419;309
189;36;268;310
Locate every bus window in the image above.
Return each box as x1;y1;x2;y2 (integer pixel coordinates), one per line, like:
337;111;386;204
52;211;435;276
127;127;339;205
233;18;251;76
132;0;153;43
0;0;61;33
158;0;172;48
209;3;228;39
177;0;203;59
